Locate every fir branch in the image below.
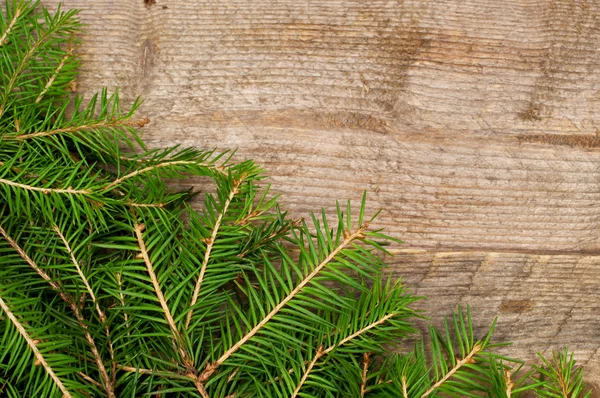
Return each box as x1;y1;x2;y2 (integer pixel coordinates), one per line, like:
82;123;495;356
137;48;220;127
133;222;189;365
6;118;149;140
53;225;105;323
421;343;482;398
291;345;324;398
322;312;397;356
0;224;64;294
0;5;78;118
0;3;23;48
0;223;115;397
103;159;219;191
186;175;244;328
199;224;369;383
275;312;401;385
0;294;73;398
54;225;116;381
237;217;300;259
35;35;75;104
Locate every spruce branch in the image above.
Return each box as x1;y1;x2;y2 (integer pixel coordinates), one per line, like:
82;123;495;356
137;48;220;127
421;342;482;398
0;294;73;398
103;159;220;192
0;3;79;119
0;223;115;397
5;117;149;140
0;2;23;47
35;33;76;104
322;312;398;356
0;223;65;294
199;224;369;384
54;224;116;379
186;174;245;329
133;222;189;365
0;176;91;194
291;345;325;398
533;349;592;398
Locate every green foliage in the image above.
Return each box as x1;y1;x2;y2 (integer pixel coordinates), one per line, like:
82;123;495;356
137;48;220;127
0;1;594;397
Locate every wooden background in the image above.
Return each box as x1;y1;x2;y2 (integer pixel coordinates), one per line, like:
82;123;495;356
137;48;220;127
45;0;600;386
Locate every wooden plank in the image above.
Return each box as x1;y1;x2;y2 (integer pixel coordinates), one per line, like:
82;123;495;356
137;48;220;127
42;0;600;384
387;250;600;367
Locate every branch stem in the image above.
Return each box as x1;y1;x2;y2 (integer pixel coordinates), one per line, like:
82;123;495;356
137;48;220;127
134;223;189;364
361;353;371;397
0;177;90;194
401;376;408;398
186;177;243;328
104;160;222;191
54;225;116;383
291;346;324;398
6;118;148;140
420;343;482;398
0;5;22;48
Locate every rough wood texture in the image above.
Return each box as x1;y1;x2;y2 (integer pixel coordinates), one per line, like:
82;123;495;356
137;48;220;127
44;0;600;385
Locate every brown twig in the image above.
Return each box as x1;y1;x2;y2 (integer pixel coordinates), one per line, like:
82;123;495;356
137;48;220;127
77;371;103;389
0;5;22;47
291;346;324;398
0;177;91;195
505;369;514;398
361;353;371;397
126;201;164;208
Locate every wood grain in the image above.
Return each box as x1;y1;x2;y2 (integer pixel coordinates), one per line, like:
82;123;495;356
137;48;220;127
42;0;600;385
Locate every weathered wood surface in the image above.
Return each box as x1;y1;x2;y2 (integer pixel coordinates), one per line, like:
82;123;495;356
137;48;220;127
45;0;600;384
